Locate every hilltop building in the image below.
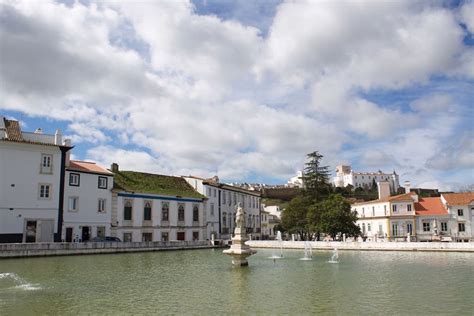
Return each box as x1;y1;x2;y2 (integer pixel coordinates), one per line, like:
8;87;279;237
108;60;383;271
334;165;400;193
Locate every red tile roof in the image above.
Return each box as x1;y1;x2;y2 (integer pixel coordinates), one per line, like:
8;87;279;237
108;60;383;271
353;192;415;206
68;160;113;175
442;192;474;206
4;118;23;141
415;197;447;216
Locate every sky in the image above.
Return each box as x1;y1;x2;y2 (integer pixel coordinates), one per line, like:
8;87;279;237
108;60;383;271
0;0;473;191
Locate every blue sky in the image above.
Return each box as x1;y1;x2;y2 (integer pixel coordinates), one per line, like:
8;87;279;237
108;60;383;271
1;0;473;190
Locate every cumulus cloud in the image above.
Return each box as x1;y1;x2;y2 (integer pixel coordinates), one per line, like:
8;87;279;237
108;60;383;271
0;0;472;188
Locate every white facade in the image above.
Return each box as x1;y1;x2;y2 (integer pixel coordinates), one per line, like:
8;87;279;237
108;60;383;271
440;193;474;242
334;165;400;193
0;117;69;243
184;176;262;240
113;193;206;242
63;161;113;242
353;193;416;241
287;171;303;188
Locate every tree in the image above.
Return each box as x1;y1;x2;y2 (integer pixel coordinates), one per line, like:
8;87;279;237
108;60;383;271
315;194;360;238
280;195;313;240
302;151;331;201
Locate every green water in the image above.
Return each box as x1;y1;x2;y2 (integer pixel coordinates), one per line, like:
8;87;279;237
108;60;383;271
0;249;473;315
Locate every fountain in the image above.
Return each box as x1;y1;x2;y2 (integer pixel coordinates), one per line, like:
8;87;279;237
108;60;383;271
223;203;257;266
299;241;313;260
269;230;284;259
328;248;339;263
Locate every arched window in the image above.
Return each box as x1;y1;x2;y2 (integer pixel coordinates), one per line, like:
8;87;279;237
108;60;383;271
178;204;185;222
162;202;169;221
193;205;199;222
124;200;132;221
144;201;152;221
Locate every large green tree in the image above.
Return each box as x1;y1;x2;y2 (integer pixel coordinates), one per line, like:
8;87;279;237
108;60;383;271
302;151;332;201
315;194;360;238
280;195;313;240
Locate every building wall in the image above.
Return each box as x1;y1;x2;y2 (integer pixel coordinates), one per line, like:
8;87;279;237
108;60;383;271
446;204;473;241
0;142;62;242
62;170;113;241
415;215;452;241
114;193;206;242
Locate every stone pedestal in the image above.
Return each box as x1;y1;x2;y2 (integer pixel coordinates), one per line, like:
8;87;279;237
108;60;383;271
223;227;257;267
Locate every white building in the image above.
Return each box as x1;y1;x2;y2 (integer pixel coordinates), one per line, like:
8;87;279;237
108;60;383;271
334;165;400;193
440;192;474;242
414;197;451;242
287;171;303;188
352;182;416;241
183;176;262;240
264;205;282;219
0;117;72;243
63;160;113;242
112;165;207;242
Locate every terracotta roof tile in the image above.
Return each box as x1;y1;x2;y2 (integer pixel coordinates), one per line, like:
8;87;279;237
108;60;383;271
415;197;447;216
353;192;415;206
68;161;113;175
3;118;23;141
442;192;474;205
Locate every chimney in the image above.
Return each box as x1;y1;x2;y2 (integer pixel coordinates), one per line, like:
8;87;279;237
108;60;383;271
54;129;62;145
404;181;411;194
111;163;119;173
63;139;71;167
377;181;390;200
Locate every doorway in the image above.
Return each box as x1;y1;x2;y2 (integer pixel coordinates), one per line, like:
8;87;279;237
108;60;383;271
177;232;185;241
66;227;73;242
81;226;90;242
25;220;37;243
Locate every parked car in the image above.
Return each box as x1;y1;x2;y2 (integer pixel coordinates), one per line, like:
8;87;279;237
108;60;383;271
90;236;121;242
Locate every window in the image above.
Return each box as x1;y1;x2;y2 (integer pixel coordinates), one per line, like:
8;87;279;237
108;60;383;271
233;193;237;205
378;224;383;234
392;224;399;236
458;223;465;232
423;222;430;232
223;192;226;204
162;202;169;221
384;205;387;215
228;192;231;206
192;231;199;241
367;223;371;232
39;184;51;199
123;232;132;242
441;222;448;232
214;189;216;197
98;176;108;189
124;200;132;221
177;232;185;241
223;213;227;227
193;205;199;222
407;204;412;212
207;187;211;196
68;197;79;212
407;223;413;234
97;226;105;238
372;207;375;217
392;205;397;213
144;201;152;221
40;154;53;174
362;208;365;217
178;204;185;222
210;203;215;216
69;173;80;186
362;223;366;233
98;199;106;213
161;232;169;241
142;233;153;241
457;209;464;216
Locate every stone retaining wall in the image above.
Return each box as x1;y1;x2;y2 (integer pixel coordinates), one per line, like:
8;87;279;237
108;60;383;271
246;240;474;252
0;241;216;258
